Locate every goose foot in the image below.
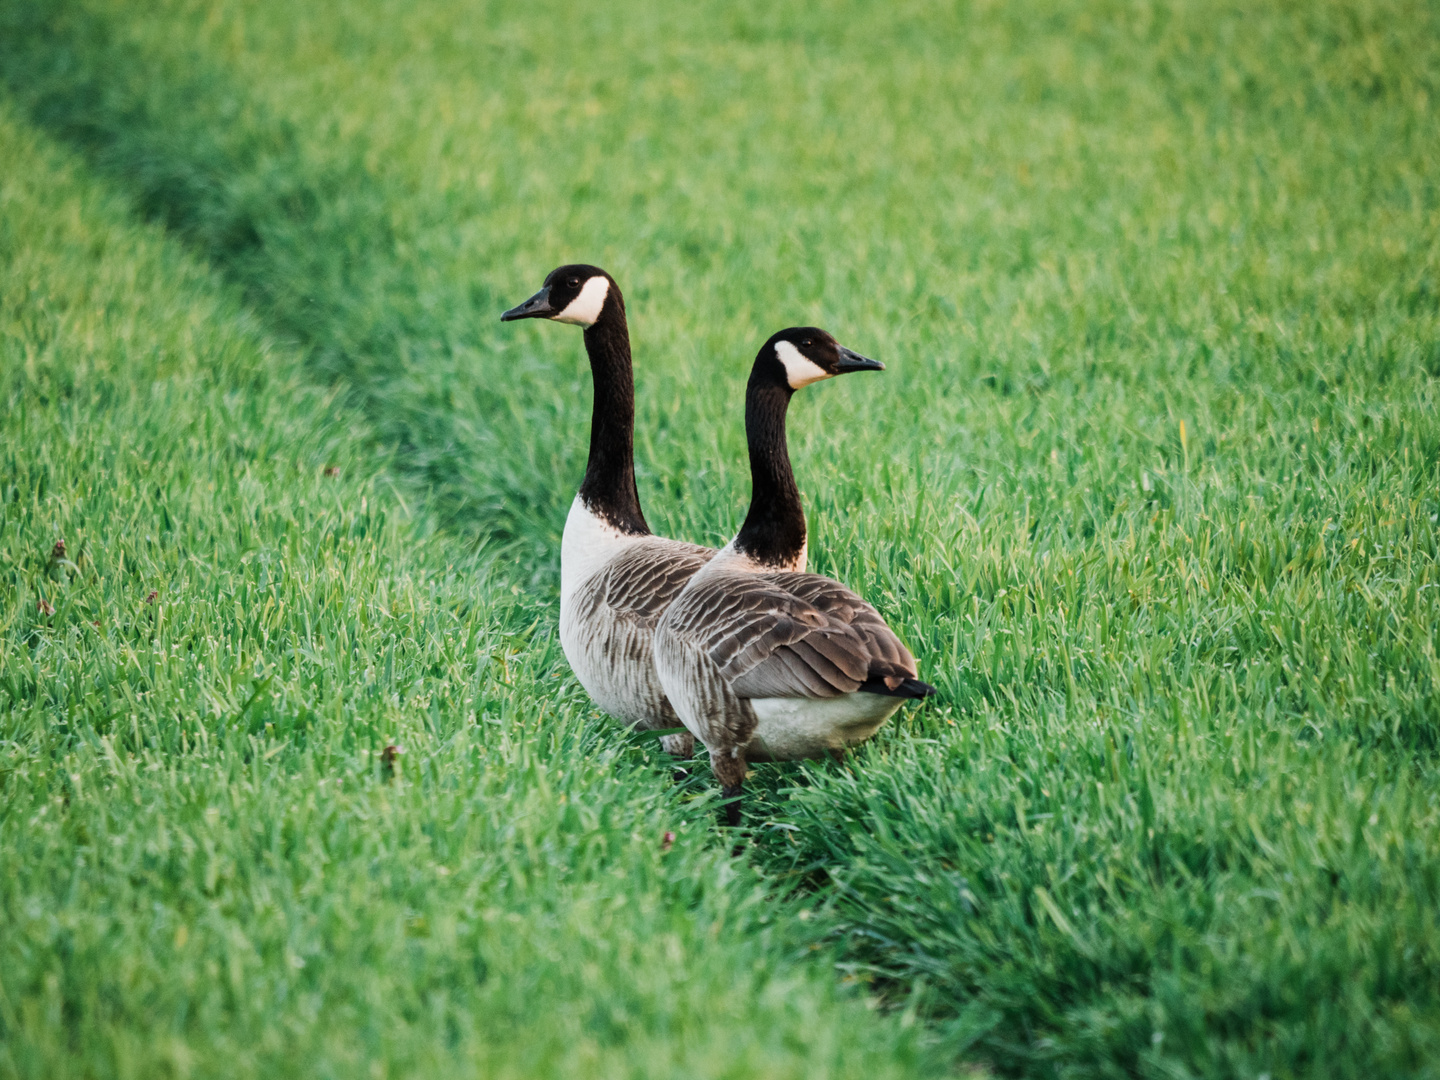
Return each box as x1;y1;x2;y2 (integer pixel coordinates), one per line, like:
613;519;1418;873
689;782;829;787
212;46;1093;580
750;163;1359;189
720;784;743;828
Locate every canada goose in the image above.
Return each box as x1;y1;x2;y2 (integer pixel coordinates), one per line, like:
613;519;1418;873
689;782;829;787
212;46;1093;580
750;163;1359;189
501;265;714;756
653;327;933;824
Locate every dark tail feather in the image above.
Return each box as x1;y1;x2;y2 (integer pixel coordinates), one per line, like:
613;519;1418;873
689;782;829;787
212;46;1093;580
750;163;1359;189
858;675;935;699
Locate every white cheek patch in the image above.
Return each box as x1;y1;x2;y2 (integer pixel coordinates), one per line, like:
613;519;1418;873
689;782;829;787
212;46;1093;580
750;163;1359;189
553;276;611;326
774;340;832;388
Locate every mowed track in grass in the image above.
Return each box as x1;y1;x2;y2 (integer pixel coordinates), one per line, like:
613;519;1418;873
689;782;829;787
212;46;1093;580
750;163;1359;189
2;0;1439;1077
0;105;933;1079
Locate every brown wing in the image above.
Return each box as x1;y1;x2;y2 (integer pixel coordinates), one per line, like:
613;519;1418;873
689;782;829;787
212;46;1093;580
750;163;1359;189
664;569;918;700
777;574;919;690
580;538;715;629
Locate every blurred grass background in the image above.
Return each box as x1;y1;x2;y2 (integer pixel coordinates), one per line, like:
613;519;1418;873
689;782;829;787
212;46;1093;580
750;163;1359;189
2;0;1438;1076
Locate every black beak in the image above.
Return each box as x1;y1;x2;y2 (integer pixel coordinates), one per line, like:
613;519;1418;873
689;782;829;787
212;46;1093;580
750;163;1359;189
500;286;556;322
835;346;884;373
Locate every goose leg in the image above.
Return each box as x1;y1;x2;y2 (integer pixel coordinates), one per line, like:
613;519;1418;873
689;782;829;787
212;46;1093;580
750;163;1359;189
654;644;754;826
711;746;748;827
719;784;743;827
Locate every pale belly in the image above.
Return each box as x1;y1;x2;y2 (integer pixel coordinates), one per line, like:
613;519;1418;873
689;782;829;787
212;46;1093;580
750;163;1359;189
557;499;706;732
743;693;903;762
558;597;675;728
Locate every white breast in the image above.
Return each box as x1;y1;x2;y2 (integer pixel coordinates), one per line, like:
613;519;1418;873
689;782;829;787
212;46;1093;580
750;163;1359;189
558;497;670;727
744;693;902;761
560;495;634;605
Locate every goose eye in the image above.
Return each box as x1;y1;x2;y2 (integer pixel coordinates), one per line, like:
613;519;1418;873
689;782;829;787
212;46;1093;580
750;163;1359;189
801;339;813;347
567;277;581;288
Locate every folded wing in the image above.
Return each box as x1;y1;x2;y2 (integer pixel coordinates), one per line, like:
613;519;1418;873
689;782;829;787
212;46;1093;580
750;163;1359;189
665;570;920;700
575;539;715;629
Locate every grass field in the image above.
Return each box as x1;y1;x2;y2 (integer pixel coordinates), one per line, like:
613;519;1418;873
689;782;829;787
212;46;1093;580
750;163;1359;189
2;1;1439;1077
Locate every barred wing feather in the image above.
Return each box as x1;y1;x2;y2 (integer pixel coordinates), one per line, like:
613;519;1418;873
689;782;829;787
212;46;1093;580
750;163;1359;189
666;570;919;701
575;540;715;628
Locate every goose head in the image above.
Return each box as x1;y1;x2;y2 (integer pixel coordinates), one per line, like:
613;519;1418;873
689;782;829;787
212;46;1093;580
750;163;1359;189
756;327;884;390
501;264;621;328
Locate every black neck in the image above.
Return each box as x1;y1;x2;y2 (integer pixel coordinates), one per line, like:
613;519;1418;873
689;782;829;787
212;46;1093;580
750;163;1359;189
733;376;806;567
577;303;649;535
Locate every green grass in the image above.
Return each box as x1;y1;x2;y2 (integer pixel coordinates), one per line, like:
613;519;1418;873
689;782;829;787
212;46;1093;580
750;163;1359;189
0;104;932;1079
2;0;1439;1076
